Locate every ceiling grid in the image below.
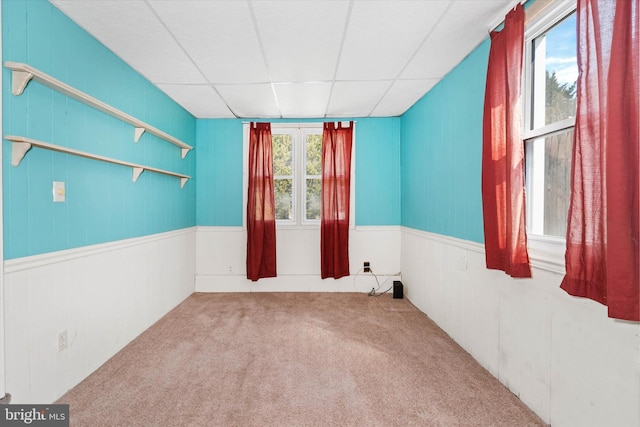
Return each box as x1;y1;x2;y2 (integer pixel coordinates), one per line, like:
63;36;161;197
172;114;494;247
50;0;514;119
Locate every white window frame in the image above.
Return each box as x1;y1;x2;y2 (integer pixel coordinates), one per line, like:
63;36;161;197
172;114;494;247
523;0;577;272
243;122;356;230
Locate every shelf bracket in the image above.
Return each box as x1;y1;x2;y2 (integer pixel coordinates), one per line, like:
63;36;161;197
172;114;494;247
132;167;144;182
180;177;189;189
181;148;189;159
11;70;33;96
134;127;145;143
11;141;32;166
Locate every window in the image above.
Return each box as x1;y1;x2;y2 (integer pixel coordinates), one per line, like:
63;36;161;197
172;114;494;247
524;2;577;239
243;122;355;229
271;125;323;224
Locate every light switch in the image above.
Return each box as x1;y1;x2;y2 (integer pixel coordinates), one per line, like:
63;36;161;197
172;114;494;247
53;181;65;203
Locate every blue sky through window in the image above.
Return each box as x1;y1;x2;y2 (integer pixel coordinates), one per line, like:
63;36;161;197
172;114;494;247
544;11;577;85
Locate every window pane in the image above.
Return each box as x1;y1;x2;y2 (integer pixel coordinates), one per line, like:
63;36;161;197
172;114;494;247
274;178;293;220
531;12;577;128
526;128;573;237
306;134;322;176
305;178;321;220
272;134;292;176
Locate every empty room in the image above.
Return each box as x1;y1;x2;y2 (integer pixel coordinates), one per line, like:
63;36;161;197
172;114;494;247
1;0;638;426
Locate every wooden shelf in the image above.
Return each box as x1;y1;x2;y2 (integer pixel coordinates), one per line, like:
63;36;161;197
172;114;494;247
5;61;192;159
5;135;190;189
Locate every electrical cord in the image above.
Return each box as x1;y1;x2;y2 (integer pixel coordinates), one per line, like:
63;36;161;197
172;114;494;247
353;267;400;297
371;284;393;297
369;270;402;297
353;267;380;294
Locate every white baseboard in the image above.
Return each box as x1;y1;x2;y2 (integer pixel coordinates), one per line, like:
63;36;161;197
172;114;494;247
195;273;401;293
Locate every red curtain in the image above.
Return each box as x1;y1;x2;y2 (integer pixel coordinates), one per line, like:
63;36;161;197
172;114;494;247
561;0;639;321
246;122;277;281
481;4;531;278
321;122;353;279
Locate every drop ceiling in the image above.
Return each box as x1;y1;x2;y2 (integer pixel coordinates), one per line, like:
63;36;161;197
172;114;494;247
50;0;517;119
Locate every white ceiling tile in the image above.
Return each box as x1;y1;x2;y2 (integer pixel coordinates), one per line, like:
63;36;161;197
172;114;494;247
253;1;350;83
51;0;206;84
326;81;392;117
336;0;450;81
371;79;439;117
157;84;235;118
149;0;270;84
401;0;509;79
273;83;332;118
50;0;518;118
215;84;280;118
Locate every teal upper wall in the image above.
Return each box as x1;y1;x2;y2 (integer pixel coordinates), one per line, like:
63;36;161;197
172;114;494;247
196;120;244;226
354;117;401;226
400;40;490;243
2;0;196;259
196;118;401;227
2;0;491;259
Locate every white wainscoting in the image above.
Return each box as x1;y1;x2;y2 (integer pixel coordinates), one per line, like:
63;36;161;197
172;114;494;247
401;227;640;427
3;228;196;404
195;226;401;293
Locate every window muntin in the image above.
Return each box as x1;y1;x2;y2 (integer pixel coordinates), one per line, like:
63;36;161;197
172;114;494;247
524;3;577;239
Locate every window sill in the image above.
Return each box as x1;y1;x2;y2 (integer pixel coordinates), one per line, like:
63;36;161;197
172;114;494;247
276;223;320;231
527;234;566;275
275;222;358;231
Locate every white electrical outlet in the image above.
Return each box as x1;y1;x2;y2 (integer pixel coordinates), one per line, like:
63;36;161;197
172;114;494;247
58;330;68;352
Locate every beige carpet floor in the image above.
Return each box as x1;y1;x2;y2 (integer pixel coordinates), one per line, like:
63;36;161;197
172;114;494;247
58;292;545;426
